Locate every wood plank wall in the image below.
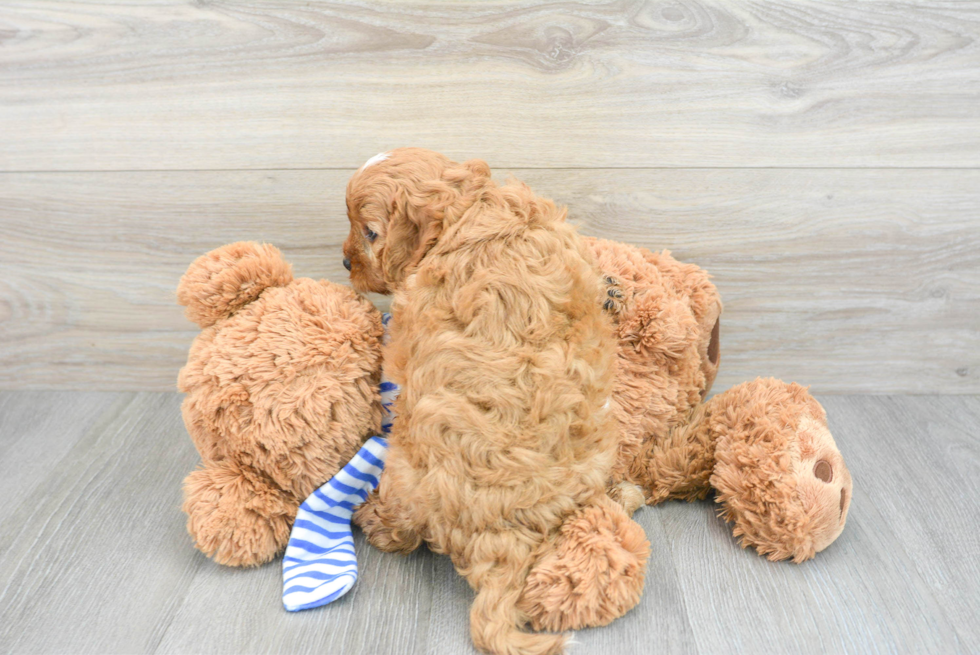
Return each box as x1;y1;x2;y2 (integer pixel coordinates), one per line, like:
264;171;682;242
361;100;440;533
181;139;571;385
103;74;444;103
1;1;978;392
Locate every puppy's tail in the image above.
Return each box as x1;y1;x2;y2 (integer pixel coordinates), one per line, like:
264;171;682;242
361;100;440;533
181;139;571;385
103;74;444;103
177;241;293;328
470;571;566;655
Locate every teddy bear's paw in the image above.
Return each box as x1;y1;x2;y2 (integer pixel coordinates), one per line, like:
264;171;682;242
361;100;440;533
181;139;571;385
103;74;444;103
518;499;649;632
183;465;294;567
353;491;422;554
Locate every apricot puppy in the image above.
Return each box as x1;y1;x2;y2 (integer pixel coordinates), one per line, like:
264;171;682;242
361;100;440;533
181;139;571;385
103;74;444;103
344;149;648;655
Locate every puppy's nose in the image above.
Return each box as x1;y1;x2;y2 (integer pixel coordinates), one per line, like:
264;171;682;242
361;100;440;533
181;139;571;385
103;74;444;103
343;257;351;271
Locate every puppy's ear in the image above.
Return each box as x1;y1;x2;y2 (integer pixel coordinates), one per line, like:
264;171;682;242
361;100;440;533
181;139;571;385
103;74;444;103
425;158;491;226
381;158;490;286
380;185;431;287
455;158;491;188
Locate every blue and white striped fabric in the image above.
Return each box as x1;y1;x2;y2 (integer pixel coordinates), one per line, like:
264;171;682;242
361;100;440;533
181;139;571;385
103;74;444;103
282;313;398;612
282;436;389;611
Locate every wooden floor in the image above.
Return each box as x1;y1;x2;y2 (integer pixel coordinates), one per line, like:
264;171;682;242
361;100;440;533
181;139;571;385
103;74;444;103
0;391;977;654
1;1;979;395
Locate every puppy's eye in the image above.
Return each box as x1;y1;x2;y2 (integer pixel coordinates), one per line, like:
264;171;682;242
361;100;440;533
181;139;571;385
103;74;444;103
365;228;378;243
814;460;833;483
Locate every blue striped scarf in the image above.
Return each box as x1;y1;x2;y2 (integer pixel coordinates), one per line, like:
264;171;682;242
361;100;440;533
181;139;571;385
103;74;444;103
282;314;398;612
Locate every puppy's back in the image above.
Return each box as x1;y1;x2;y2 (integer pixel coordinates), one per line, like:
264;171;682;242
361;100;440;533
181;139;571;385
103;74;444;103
387;187;617;543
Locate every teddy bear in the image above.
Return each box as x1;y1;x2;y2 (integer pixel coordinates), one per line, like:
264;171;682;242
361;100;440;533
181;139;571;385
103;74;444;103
584;236;851;564
176;241;385;567
358;234;853;636
174;237;852;638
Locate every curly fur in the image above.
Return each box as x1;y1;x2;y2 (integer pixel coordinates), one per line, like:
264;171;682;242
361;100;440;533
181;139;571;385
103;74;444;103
177;242;384;567
344;149;648;655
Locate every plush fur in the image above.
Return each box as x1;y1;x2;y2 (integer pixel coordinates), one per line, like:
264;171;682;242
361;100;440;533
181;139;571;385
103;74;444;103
709;380;852;562
177;242;384;567
588;238;852;564
344;149;649;655
585;237;722;502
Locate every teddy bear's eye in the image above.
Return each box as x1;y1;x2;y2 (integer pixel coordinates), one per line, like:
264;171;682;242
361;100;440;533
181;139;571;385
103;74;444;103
365;228;378;243
814;460;833;483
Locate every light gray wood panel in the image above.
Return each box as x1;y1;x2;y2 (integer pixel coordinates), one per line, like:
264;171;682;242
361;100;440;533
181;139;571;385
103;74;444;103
0;391;119;539
0;392;204;654
529;168;980;395
0;169;359;392
2;168;977;393
154;528;477;655
1;1;979;171
822;395;980;649
2;392;979;654
659;395;980;653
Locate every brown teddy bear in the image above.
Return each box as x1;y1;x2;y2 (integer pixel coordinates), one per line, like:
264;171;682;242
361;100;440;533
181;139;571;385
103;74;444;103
177;242;384;567
174;237;852;643
584;236;851;564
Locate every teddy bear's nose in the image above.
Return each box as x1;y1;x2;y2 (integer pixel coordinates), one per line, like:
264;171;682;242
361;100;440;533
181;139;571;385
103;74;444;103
343;257;351;271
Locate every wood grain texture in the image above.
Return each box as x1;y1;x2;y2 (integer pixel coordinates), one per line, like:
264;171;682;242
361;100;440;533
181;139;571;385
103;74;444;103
2;168;977;393
0;391;120;540
1;1;979;170
1;392;978;653
0;392;202;654
663;395;980;653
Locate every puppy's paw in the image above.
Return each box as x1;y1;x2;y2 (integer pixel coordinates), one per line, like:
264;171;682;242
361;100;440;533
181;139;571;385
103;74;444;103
608;481;645;516
519;499;649;631
354;491;422;554
602;275;626;318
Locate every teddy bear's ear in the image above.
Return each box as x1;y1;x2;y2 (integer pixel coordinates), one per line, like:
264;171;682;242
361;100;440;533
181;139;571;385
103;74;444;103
177;242;293;328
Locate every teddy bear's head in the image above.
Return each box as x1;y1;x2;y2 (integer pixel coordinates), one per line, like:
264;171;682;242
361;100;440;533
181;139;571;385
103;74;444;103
711;379;852;562
177;242;384;566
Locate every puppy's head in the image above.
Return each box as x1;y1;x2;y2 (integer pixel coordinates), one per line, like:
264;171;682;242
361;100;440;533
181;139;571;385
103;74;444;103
343;148;490;294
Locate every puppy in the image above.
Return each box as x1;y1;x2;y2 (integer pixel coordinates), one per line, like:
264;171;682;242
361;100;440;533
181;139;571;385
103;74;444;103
343;149;647;655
